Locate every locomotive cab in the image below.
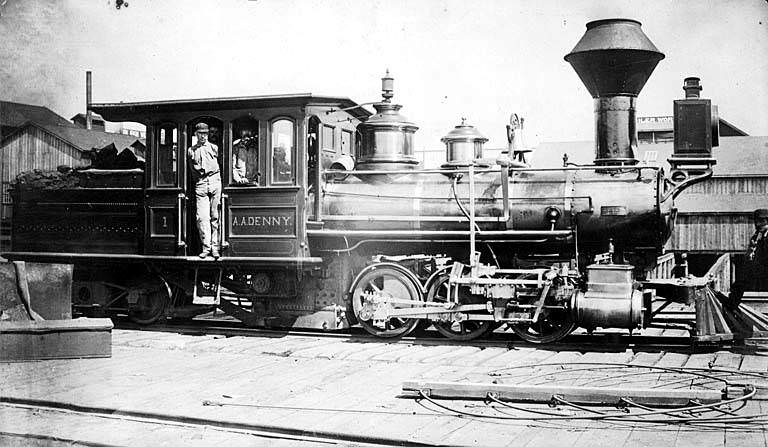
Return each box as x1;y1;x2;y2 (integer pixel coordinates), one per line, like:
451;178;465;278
91;95;368;261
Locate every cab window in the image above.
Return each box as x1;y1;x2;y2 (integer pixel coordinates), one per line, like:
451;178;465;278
231;116;260;185
156;123;178;186
322;124;335;153
270;119;294;184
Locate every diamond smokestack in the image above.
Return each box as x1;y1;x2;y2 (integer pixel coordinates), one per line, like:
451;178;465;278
565;19;665;165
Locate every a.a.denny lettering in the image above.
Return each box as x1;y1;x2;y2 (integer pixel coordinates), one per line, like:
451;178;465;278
232;215;292;227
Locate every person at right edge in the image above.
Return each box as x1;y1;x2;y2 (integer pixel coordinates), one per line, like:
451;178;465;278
187;122;221;259
729;208;768;305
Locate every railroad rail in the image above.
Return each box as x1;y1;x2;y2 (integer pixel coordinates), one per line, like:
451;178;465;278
111;316;749;353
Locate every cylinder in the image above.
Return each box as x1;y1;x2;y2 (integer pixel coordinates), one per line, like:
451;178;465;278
594;96;638;165
574;264;644;329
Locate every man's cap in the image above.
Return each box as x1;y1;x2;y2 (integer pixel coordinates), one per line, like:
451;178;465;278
754;209;768;220
195;123;209;133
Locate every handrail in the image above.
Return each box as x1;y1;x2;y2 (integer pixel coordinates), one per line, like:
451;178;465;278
647;252;676;280
220;193;229;250
176;192;186;249
321;164;662;177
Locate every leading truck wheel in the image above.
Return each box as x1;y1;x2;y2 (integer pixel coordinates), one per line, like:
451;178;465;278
509;305;575;344
350;263;423;338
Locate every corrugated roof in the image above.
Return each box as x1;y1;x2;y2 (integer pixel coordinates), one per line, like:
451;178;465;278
1;100;75;129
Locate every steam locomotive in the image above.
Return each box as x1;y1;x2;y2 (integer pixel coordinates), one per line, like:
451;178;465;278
5;19;719;343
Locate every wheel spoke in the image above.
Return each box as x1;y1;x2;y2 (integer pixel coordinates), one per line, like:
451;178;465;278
366;281;381;293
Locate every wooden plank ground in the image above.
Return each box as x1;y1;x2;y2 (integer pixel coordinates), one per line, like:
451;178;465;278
1;329;767;446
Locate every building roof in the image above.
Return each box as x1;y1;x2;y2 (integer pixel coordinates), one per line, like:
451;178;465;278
637;115;748;136
70;112;106;124
1;100;75;129
2;120;142;154
38;122;141;153
531;136;768;176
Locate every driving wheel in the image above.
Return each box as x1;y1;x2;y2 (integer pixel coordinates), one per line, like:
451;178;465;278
350;264;423;338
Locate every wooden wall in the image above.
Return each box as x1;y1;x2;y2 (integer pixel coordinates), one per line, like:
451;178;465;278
669;214;754;253
669;176;768;253
686;176;768;195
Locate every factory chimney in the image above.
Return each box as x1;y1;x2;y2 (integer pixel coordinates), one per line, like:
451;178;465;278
565;19;665;165
86;71;93;130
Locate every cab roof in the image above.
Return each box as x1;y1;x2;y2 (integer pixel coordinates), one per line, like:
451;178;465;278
91;93;371;122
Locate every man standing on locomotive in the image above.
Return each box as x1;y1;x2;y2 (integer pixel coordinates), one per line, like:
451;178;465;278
188;122;222;259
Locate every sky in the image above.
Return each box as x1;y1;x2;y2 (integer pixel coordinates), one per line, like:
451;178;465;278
1;0;766;152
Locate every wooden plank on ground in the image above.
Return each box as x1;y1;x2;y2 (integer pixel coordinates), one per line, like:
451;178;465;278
712;351;743;370
402;381;725;405
569;424;633;447
682;352;717;369
446;346;508;367
622;426;680;447
472;347;540;368
368;343;420;362
724;424;767;447
281;339;355;359
509;422;586;447
335;342;403;361
674;428;725;447
184;335;279;354
740;354;768;372
394;345;456;363
241;336;336;356
655;352;691;368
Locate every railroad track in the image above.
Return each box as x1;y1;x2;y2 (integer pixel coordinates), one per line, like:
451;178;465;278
113;317;717;353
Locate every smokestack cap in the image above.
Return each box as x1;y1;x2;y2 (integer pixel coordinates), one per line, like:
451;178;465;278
565;19;665;98
683;77;702;98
